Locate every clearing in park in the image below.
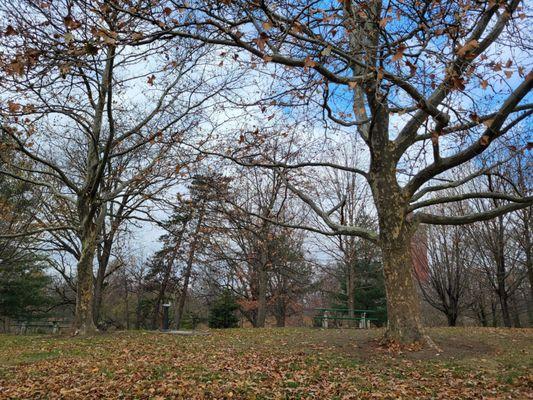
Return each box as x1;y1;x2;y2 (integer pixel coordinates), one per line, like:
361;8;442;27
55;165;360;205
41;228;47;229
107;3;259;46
0;328;531;399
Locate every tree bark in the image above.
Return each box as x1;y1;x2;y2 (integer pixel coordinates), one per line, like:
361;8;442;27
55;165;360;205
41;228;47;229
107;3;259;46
74;212;99;335
524;216;533;325
447;313;457;327
491;300;499;327
381;236;425;343
347;259;356;327
123;267;130;330
370;117;426;344
274;298;286;327
511;296;521;328
93;237;112;326
256;255;268;328
478;306;488;327
496;254;512;328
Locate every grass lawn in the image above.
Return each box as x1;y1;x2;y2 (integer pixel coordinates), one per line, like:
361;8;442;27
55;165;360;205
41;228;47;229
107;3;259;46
0;327;531;399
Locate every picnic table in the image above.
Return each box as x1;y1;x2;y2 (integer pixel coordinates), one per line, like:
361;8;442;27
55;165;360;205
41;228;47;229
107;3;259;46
12;320;70;335
314;308;377;329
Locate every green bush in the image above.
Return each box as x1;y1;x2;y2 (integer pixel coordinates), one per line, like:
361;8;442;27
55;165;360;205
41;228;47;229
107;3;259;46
208;289;239;329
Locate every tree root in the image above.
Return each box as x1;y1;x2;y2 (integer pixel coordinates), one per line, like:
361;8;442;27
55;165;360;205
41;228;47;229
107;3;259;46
380;331;442;353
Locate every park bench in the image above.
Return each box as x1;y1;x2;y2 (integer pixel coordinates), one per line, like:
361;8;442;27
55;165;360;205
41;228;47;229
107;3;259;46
12;320;70;335
314;308;378;329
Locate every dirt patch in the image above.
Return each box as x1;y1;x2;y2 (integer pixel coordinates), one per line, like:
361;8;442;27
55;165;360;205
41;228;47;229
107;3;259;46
294;328;497;362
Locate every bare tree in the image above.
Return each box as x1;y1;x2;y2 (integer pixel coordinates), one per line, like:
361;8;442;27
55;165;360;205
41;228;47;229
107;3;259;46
137;0;533;344
268;229;313;327
418;217;474;326
0;1;229;334
210;168;287;327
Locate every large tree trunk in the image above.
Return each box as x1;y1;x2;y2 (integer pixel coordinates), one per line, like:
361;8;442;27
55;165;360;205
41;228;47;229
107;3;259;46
365;92;427;345
93;266;106;325
74;217;99;335
381;236;425;343
370;131;426;344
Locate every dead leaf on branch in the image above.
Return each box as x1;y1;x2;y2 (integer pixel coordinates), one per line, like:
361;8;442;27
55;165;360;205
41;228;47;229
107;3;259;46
5;25;17;36
456;39;479;58
391;45;406;62
304;56;316;68
252;32;269;52
63;16;82;30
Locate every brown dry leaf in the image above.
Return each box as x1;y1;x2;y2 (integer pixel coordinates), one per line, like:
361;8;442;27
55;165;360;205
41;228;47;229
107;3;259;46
5;25;16;36
253;33;268;52
392;45;406;62
63;15;82;30
379;17;390;28
304;56;316;68
131;32;143;41
7;60;24;76
457;39;479;57
8;101;21;113
0;310;530;398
